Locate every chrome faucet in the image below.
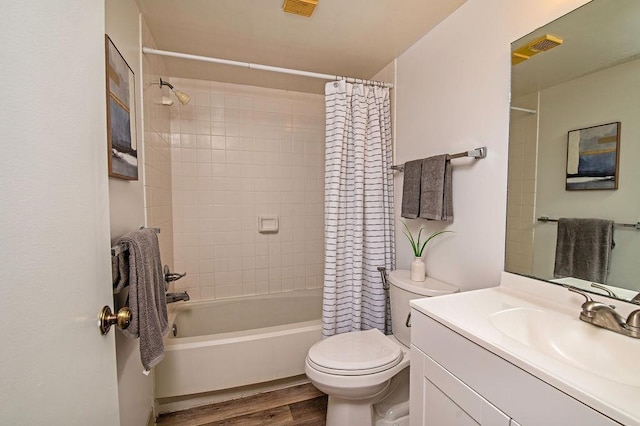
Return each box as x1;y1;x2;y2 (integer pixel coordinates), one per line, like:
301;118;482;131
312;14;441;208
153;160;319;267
568;287;640;339
590;283;617;298
166;291;190;303
163;264;186;284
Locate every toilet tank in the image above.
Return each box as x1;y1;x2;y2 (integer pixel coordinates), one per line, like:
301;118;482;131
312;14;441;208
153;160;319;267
388;270;459;347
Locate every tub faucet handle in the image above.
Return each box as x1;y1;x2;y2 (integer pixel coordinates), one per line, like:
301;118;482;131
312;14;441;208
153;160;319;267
164;264;187;284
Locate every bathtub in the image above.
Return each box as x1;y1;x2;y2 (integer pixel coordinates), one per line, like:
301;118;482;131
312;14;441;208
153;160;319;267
155;289;323;398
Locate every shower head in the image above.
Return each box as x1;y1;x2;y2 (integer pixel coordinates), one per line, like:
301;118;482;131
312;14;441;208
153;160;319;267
158;78;191;105
172;89;191;105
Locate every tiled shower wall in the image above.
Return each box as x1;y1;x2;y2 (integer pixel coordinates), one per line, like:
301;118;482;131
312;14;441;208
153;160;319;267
505;92;538;275
170;78;325;301
141;20;174;270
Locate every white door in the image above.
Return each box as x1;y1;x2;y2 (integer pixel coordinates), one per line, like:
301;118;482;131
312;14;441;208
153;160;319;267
0;2;121;425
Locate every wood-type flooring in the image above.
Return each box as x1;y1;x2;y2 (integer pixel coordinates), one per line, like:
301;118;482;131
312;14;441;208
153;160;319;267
156;383;327;426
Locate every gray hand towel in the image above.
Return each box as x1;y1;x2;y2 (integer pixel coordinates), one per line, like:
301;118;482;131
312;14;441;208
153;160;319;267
401;159;423;219
116;229;169;372
112;248;130;294
111;254;119;287
442;157;453;222
419;154;453;222
553;218;614;283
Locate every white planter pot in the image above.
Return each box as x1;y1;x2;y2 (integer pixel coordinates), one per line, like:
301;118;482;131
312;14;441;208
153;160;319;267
410;257;426;282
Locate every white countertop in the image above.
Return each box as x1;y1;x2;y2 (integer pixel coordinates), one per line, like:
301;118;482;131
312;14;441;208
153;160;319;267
410;272;640;426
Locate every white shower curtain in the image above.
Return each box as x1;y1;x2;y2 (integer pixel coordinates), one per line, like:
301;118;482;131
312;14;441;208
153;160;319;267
322;80;395;337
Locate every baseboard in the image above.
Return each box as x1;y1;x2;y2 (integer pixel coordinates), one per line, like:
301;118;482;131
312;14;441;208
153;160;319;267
156;375;310;414
146;409;155;426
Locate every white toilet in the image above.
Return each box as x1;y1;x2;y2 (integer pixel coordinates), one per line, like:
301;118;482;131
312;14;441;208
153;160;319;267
305;270;459;426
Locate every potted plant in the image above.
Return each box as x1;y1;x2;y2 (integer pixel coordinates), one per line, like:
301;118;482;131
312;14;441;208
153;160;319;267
402;220;452;281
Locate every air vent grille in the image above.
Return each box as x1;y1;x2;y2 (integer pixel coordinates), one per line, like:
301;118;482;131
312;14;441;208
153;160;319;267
283;0;318;17
512;34;563;65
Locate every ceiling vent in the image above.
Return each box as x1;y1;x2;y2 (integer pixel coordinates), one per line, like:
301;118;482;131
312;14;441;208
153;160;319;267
512;34;563;65
283;0;318;17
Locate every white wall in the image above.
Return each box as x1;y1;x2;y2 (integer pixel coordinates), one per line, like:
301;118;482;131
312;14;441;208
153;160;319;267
394;0;589;291
107;2;146;237
105;1;155;425
532;58;640;289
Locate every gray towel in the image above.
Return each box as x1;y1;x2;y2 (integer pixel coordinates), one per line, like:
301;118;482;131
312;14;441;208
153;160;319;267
401;159;423;219
419;155;453;222
553;218;614;283
112;248;130;294
116;229;169;372
111;255;119;287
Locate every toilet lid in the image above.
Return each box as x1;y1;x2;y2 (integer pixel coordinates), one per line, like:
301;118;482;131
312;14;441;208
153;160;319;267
307;329;403;376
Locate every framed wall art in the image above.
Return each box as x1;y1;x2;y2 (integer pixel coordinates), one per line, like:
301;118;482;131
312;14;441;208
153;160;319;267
566;122;620;190
105;35;138;180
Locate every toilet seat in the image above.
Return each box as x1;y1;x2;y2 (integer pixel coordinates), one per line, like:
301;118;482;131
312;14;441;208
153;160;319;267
307;329;403;376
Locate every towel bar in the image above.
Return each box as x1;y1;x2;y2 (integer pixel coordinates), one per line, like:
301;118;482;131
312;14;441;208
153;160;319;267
537;216;640;230
391;147;486;172
111;227;161;256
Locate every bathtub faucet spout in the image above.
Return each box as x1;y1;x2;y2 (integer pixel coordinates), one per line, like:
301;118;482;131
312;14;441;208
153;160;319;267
166;291;190;303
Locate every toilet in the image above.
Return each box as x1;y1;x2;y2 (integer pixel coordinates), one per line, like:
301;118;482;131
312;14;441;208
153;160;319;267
305;270;459;426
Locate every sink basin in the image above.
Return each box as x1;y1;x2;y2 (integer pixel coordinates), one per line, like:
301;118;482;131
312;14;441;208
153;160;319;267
489;307;639;387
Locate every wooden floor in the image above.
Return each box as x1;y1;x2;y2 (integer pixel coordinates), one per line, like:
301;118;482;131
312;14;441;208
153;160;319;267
156;383;327;426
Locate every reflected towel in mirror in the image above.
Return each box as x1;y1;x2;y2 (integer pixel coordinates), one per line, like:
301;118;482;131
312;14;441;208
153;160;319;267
553;218;614;283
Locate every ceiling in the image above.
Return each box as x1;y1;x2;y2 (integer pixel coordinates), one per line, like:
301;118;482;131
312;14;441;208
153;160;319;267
135;0;466;93
511;0;640;98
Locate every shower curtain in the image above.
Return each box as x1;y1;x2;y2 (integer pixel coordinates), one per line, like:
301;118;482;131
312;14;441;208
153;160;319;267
322;80;395;337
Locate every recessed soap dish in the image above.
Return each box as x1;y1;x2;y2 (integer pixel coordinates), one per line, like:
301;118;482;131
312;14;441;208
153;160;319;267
258;216;279;233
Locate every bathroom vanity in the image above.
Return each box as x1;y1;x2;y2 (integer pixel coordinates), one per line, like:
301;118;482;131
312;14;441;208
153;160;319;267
409;273;640;426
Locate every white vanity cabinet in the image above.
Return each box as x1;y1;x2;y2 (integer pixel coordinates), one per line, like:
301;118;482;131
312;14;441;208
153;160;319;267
410;309;622;426
414;345;511;425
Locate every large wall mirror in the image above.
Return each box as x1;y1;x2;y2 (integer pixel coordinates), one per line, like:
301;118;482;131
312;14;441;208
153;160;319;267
506;0;640;303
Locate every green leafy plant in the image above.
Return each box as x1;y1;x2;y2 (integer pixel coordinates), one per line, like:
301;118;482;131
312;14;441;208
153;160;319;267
401;220;452;258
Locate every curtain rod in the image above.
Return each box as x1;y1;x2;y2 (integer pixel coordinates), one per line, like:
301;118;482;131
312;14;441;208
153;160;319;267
510;106;537;114
391;147;487;172
142;47;394;89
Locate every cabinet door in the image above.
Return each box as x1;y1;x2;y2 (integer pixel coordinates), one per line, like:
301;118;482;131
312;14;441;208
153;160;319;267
424;376;479;425
421;350;511;426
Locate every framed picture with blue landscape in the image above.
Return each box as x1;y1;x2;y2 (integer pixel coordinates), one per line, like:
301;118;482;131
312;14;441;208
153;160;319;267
565;122;620;190
105;35;138;180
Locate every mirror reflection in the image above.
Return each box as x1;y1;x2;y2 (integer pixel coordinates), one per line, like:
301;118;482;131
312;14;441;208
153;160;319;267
506;0;640;303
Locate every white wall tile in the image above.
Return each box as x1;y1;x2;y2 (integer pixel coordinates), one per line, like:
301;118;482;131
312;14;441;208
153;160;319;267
171;79;324;301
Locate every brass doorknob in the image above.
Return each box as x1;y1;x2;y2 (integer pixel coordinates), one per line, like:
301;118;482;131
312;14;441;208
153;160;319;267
99;305;131;335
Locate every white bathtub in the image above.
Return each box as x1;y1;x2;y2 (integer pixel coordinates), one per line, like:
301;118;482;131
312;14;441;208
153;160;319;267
155;289;323;398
